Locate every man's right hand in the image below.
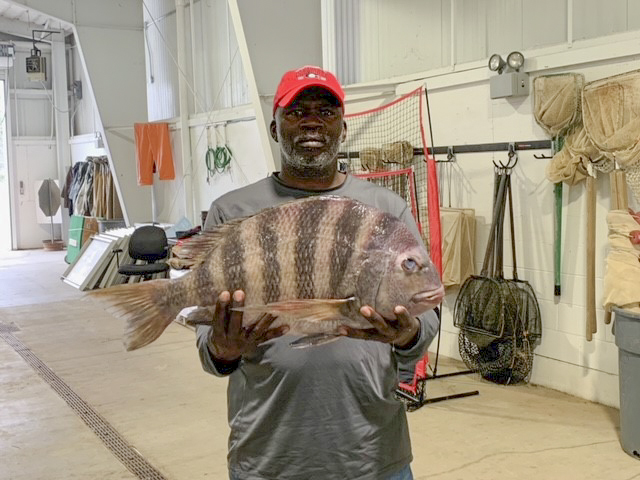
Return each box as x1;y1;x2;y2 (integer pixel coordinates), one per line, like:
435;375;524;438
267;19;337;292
207;290;289;362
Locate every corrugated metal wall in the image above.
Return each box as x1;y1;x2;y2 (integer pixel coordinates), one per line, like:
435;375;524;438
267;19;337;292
8;45;53;138
332;0;640;84
143;0;179;121
143;0;249;122
70;44;96;137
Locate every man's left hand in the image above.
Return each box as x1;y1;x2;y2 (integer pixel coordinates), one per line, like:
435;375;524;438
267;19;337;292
338;305;420;348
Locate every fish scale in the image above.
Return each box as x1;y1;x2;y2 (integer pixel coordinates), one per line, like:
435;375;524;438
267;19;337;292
89;195;444;351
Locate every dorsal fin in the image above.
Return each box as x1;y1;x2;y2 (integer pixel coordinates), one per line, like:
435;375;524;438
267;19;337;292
176;215;249;265
177;196;358;266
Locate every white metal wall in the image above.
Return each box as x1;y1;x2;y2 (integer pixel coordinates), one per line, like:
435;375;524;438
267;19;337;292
323;1;640;407
8;44;53;138
4;40;97;145
69;43;98;137
143;0;179;120
333;0;640;84
143;0;249;122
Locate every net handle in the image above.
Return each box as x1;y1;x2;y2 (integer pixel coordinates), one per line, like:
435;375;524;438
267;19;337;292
494;171;506;279
481;170;500;275
481;169;508;277
507;172;519;280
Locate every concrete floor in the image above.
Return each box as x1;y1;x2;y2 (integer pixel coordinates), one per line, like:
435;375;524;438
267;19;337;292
0;249;638;480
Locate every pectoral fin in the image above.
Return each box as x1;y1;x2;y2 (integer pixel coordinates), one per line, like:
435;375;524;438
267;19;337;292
232;296;357;323
184;306;216;326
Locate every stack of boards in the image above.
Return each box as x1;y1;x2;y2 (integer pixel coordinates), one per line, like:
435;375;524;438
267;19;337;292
61;227;166;291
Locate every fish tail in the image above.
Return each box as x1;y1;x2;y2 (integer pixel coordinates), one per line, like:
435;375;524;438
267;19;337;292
88;279;182;351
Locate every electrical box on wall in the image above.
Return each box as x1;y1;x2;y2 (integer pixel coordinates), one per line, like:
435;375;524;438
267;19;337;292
26;48;46;82
0;43;14;68
490;72;529;99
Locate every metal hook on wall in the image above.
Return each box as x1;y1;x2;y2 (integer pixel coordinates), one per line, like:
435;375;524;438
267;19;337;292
493;143;518;171
436;146;457;163
447;146;456;162
505;143;518;169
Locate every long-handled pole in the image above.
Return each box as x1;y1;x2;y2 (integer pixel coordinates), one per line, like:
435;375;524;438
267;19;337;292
586;173;597;341
553;137;564;297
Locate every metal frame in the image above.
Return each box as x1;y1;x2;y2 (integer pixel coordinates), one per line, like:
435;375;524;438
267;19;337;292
396;370;480;407
339;139;552;160
396;309;480;410
61;235;117;290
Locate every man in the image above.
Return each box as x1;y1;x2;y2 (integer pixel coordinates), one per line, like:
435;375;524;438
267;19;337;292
197;65;441;480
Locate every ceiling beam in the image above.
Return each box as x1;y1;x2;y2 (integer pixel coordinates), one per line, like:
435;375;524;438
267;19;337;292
0;15;37;40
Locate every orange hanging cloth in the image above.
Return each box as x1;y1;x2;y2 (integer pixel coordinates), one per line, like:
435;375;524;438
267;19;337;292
134;123;175;186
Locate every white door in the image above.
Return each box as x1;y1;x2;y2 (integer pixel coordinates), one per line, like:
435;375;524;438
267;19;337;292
12;140;59;249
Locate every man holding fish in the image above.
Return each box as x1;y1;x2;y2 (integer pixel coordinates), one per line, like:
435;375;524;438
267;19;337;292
91;65;443;479
198;66;444;480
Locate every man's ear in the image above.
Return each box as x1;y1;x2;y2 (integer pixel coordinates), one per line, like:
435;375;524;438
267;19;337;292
340;120;347;143
270;120;278;143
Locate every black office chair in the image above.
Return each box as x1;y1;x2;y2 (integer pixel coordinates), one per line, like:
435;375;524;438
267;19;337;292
116;225;170;281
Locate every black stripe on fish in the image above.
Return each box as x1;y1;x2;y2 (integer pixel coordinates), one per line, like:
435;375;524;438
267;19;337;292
259;207;280;303
295;198;329;299
191;262;216;305
222;223;245;292
329;201;365;296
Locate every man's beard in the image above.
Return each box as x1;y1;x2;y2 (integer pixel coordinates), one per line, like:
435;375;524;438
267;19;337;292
280;134;341;178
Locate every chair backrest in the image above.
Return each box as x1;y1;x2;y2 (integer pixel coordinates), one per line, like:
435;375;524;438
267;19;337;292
128;225;168;262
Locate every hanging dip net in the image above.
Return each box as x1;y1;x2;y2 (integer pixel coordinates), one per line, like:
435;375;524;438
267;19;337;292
582;69;640;201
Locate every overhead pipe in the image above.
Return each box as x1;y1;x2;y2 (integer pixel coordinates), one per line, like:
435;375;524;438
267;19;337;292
175;0;195;224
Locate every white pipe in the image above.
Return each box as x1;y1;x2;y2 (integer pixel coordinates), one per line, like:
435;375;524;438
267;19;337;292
226;0;233;105
189;0;198;113
4;70;17;249
450;0;456;66
12;59;18;138
175;0;195;223
321;0;336;71
567;0;573;45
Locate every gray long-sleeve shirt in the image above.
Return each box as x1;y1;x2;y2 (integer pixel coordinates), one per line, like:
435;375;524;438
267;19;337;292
197;174;440;480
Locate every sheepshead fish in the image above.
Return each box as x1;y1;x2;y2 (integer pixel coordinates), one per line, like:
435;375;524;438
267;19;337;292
89;195;444;351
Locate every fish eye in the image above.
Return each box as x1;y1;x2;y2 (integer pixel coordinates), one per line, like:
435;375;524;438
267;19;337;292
401;258;419;273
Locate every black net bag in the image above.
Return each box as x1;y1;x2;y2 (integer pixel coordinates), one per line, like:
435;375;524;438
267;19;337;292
454;158;541;384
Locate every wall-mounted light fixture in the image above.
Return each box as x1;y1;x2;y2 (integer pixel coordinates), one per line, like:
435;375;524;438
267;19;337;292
488;54;507;74
488;51;529;99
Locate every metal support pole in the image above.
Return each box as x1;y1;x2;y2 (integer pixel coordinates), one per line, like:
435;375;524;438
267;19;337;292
175;0;195;224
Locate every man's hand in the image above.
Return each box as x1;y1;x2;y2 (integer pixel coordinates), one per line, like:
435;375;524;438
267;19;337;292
338;305;420;348
207;290;289;362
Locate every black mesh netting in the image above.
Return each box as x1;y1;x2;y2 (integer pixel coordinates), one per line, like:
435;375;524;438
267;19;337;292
339;87;434;250
338;88;442;399
453;170;542;385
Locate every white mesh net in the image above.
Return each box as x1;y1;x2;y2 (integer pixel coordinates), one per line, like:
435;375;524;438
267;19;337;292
533;73;584;137
583;69;640;200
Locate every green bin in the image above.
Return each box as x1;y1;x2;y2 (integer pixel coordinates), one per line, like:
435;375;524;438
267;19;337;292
613;307;640;460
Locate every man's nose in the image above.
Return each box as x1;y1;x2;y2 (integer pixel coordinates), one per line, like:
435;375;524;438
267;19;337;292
299;112;323;127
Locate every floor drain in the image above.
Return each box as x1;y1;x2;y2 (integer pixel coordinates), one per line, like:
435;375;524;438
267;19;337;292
0;324;168;480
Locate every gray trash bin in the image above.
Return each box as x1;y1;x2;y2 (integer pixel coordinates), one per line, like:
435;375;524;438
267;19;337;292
613;307;640;460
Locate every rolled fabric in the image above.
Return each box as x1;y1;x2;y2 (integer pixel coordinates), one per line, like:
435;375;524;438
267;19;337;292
603;210;640;314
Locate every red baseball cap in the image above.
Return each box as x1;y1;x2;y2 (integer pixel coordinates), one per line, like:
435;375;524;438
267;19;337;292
273;65;345;115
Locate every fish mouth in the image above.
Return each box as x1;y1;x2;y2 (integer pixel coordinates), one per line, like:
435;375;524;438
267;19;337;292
411;285;445;306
